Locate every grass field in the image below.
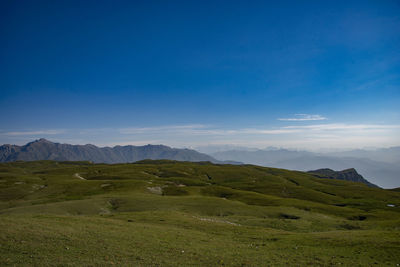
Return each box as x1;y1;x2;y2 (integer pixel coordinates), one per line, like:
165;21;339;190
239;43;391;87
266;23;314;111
1;160;399;266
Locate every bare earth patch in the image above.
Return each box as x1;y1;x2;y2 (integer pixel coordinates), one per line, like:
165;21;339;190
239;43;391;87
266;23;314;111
147;186;163;195
74;173;86;180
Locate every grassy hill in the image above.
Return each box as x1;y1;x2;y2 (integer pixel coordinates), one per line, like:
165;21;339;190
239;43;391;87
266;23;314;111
1;160;399;266
211;148;400;188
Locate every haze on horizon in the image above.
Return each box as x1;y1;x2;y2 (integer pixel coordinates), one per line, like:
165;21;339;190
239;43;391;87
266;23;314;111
1;0;400;152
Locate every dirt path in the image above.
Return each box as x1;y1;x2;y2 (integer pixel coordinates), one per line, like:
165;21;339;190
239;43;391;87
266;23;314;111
74;173;86;180
192;216;240;226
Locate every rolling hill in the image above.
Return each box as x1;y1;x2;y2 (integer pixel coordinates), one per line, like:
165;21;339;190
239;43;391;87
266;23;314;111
0;160;399;265
211;149;400;188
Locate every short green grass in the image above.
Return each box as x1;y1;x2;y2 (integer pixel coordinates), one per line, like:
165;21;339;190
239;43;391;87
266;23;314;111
1;160;399;266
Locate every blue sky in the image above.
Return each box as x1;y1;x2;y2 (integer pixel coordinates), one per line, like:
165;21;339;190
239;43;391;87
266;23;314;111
1;0;400;149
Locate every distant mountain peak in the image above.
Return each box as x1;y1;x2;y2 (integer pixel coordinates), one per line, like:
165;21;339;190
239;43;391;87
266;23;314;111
34;138;51;142
28;138;53;145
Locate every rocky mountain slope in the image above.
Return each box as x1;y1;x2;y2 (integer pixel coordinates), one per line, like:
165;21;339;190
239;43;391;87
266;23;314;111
308;168;378;188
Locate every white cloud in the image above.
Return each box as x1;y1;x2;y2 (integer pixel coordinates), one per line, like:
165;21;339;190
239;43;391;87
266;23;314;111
1;123;399;150
112;123;400;149
283;123;400;131
2;130;65;136
119;126;302;136
278;114;327;121
119;124;207;134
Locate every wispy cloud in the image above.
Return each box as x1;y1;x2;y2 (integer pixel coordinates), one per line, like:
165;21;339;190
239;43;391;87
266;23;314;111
119;125;301;136
278;114;327;121
1;123;399;150
2;130;65;136
119;124;207;134
283;123;400;131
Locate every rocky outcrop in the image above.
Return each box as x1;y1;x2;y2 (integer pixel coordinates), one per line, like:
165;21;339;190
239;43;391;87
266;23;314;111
308;168;378;188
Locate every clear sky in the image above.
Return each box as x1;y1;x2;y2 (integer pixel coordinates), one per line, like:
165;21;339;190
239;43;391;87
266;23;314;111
1;0;400;150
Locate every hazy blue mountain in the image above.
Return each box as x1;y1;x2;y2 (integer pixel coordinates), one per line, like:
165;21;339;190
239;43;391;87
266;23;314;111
212;149;315;167
211;149;400;188
308;168;378;188
0;139;234;164
326;147;400;164
195;145;263;154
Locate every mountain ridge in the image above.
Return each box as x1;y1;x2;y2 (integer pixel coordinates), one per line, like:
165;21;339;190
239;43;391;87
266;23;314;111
0;139;238;164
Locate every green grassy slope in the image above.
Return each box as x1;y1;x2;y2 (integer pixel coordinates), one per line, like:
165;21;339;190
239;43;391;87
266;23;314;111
1;160;399;266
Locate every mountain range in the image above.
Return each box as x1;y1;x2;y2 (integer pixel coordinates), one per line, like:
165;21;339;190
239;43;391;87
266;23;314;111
0;139;393;188
0;139;229;164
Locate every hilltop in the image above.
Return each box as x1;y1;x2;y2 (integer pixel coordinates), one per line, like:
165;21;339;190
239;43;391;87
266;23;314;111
0;160;399;265
308;168;379;188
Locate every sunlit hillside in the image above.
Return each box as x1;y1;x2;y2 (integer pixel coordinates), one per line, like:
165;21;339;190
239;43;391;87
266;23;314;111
1;160;399;266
